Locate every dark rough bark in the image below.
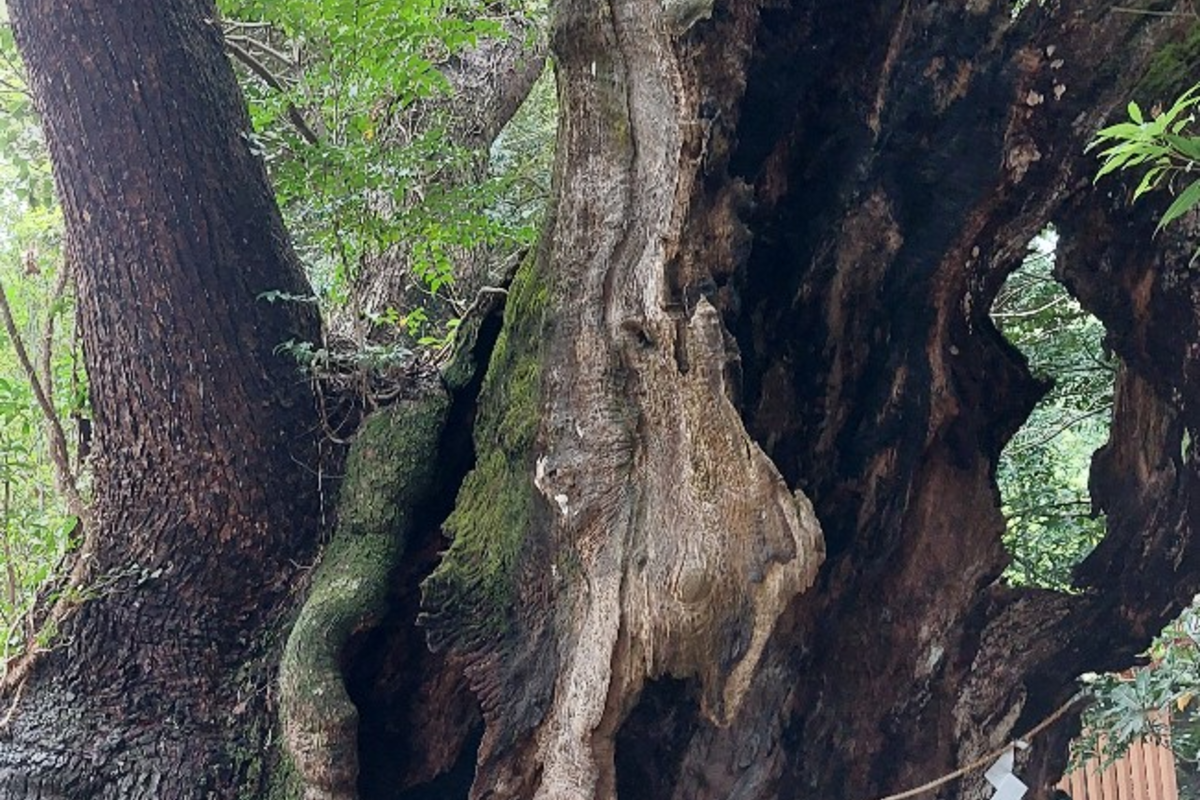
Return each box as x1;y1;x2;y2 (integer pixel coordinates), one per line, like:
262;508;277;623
0;1;324;796
409;3;1200;800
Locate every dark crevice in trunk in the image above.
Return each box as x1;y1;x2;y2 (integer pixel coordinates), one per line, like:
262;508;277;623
344;303;507;798
393;725;485;800
612;678;700;800
345;528;481;799
684;3;1153;797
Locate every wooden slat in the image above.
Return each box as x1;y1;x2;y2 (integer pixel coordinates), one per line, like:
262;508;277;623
1087;757;1104;800
1130;739;1150;800
1114;747;1132;800
1071;767;1089;800
1156;738;1178;800
1146;740;1165;800
1103;752;1120;800
1057;714;1180;800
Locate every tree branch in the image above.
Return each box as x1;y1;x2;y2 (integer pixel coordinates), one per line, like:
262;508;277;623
1005;405;1113;456
0;270;93;702
991;294;1072;320
223;33;296;71
37;262;68;411
223;39;320;146
1110;6;1197;17
0;273;85;522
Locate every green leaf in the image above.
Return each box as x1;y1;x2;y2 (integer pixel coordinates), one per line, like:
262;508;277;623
1166;134;1200;161
1133;164;1169;201
1088;121;1149;149
1129;100;1144;124
1156;177;1200;234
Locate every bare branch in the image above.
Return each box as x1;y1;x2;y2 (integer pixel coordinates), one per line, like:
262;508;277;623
224;39;321;146
991;294;1072;320
224;34;296;71
1;481;15;615
1110;5;1197;17
1005;405;1113;456
38;262;68;410
0;272;85;521
0;271;94;703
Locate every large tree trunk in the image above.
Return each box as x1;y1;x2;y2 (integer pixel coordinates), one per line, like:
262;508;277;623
410;3;1200;800
0;1;324;795
4;0;1200;799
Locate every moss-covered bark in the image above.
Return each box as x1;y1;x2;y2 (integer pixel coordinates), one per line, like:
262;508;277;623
1135;20;1200;105
280;392;449;800
422;253;549;651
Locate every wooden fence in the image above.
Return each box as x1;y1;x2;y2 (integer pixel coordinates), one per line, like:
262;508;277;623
1058;737;1178;800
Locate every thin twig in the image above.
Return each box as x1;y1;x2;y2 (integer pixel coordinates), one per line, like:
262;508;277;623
1;479;15;615
991;294;1071;320
0;676;25;731
221;19;275;31
0;273;96;701
0;74;29;99
1005;498;1094;521
224;39;321;146
1110;5;1197;17
0;274;85;522
874;693;1087;800
38;263;69;412
1006;406;1113;456
224;34;297;71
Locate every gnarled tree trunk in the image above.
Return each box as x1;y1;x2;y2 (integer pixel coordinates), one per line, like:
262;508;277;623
410;2;1200;800
4;0;1200;799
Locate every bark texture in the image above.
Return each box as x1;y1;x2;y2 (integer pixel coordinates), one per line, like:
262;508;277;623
280;387;449;800
0;1;323;795
5;0;1200;799
411;3;1200;800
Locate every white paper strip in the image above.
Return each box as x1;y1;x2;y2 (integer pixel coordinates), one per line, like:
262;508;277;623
983;746;1028;800
991;772;1028;800
984;749;1015;788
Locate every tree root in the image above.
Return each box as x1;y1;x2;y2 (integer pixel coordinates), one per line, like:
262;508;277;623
279;390;449;799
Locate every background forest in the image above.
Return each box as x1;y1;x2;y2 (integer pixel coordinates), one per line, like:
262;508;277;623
0;0;1198;786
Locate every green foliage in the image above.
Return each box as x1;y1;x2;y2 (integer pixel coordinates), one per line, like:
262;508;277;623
217;0;547;345
1090;85;1200;244
1136;22;1200;109
994;229;1112;589
991;233;1200;777
0;26;83;668
487;69;556;232
991;232;1191;771
1074;605;1200;770
1071;82;1200;771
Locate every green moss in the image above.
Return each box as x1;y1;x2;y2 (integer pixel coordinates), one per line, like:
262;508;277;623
264;740;304;800
423;251;549;646
220;678;304;800
1136;22;1200;105
231;719;302;800
279;391;449;794
283;395;448;684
